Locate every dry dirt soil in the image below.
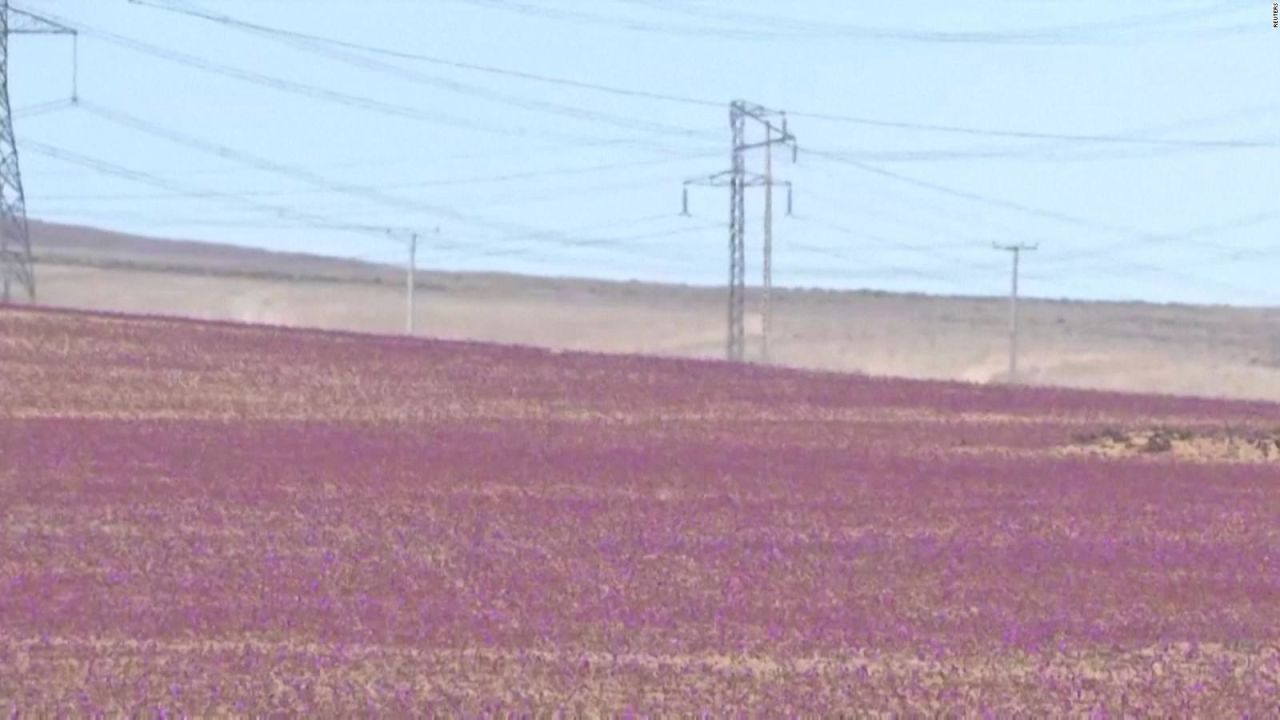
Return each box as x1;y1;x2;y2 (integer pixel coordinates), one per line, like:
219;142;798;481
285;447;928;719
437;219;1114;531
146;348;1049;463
20;219;1280;403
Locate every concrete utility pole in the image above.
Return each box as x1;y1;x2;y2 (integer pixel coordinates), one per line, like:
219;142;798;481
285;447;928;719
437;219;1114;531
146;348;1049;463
1;2;75;303
758;117;798;363
405;232;417;335
994;242;1038;382
682;100;795;362
403;226;439;336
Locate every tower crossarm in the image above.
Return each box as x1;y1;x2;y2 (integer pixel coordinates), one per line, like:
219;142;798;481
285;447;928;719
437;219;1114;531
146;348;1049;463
8;7;75;35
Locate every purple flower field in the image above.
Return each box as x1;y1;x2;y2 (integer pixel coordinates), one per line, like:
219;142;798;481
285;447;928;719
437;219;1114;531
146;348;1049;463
2;306;1279;714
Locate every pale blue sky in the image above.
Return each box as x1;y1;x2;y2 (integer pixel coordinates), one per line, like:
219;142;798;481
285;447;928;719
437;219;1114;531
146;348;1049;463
10;0;1278;305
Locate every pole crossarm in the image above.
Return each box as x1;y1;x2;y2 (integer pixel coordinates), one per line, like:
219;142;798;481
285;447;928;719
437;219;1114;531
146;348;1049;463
993;242;1040;253
682;169;736;187
682;172;793;215
738;137;797;154
733;99;799;160
732;101;791;128
8;8;75;35
684;170;787;187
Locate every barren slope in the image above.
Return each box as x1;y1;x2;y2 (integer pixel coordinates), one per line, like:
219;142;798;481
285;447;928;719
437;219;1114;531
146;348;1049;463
23;219;1280;402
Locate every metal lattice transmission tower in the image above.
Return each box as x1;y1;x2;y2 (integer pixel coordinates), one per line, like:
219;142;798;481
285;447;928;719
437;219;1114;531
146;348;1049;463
682;101;796;362
1;1;75;303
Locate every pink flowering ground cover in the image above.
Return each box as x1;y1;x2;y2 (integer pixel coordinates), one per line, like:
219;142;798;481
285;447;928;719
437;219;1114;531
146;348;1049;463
2;305;1279;715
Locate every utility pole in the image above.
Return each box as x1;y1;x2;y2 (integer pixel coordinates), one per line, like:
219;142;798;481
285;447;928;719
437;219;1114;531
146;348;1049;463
1;2;75;303
759;114;797;364
682;100;795;362
762;125;774;363
993;242;1038;382
729;105;747;362
405;232;417;335
402;226;438;336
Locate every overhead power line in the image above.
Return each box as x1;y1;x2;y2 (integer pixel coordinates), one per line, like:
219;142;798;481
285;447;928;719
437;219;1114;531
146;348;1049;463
12;98;75;120
121;0;1274;150
1046;211;1280;266
29;150;718;203
808;149;1133;233
609;0;1249;44
16;7;692;153
25;131;715;261
23;139;418;240
810;110;1280;163
440;0;1247;45
1035;253;1276;302
799;180;1036;249
801;168;1276;298
76;101;481;232
23;136;699;181
74;100;694;251
468;222;722;262
129;0;725;108
791;215;1000;273
803;121;1277;150
127;0;719;146
778;245;975;289
806;152;1280;285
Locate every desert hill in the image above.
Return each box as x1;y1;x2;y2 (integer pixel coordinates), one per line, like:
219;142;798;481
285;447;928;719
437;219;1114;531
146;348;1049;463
19;218;1280;402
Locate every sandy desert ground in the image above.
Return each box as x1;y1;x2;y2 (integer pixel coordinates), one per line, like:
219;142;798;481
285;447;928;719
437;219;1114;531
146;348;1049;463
21;219;1280;402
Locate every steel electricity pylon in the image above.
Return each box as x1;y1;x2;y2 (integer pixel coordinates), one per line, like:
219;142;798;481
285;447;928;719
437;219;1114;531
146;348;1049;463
682;100;796;362
1;1;76;302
